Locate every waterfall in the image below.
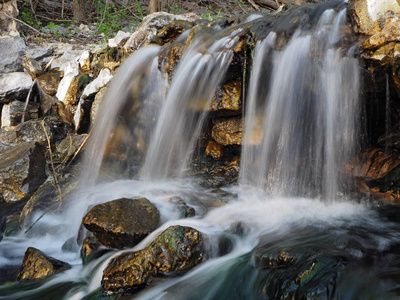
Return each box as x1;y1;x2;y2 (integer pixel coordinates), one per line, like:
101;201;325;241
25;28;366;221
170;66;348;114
240;8;361;199
140;33;238;179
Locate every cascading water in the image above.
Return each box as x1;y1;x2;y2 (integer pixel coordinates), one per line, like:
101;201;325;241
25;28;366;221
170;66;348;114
240;8;360;199
3;2;400;300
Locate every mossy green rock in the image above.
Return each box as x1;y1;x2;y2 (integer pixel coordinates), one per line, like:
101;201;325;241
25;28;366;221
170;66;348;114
102;225;207;292
82;197;160;249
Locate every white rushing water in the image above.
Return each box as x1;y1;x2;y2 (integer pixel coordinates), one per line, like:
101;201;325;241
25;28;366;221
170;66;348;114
240;8;360;199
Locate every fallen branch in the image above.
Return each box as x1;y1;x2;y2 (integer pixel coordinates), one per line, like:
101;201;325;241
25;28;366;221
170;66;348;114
67;131;91;167
248;0;261;11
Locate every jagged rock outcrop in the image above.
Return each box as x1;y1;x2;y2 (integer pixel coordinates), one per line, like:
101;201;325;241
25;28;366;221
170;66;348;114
0;37;26;73
102;225;207;292
0;72;32;103
82;197;160;249
17;247;71;281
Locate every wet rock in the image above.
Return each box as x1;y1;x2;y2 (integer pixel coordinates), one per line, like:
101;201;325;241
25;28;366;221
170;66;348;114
19;173;79;229
205;140;224;159
81;68;113;99
253;248;295;269
168;196;196;218
124;12;199;52
56;62;80;105
108;31;131;47
17;247;71;281
349;0;400;34
0;37;26;72
0;118;73;149
0;142;47;203
81;235;111;264
102;225;207;292
22;57;43;79
90;86;106;125
211;117;243;146
36;70;62;96
1;100;39;127
54;133;88;164
209;81;242;114
82;197;160;249
0;72;33;103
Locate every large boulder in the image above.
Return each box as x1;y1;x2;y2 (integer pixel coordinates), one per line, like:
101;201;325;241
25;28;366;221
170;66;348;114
17;247;71;281
0;72;33;103
0;37;25;73
102;225;207;292
0;142;47;203
82;197;160;249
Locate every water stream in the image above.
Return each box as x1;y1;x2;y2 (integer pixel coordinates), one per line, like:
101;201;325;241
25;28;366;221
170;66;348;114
2;1;400;299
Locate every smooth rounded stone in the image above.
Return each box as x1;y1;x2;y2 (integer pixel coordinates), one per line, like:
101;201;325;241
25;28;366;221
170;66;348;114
0;72;33;103
211;117;243;146
205;140;223;159
17;247;71;281
1;100;39;127
82;197;160;249
349;0;400;34
0;37;26;73
0;142;47;203
102;225;207;292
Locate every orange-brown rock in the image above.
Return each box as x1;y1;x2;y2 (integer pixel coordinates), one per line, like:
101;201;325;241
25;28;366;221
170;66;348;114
205;140;223;159
209;81;242;114
17;247;71;281
82;197;160;249
211;117;242;146
102;225;207;292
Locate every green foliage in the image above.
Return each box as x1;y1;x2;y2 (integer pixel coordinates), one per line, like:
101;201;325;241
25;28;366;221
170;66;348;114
170;3;182;14
95;0;148;36
201;6;222;21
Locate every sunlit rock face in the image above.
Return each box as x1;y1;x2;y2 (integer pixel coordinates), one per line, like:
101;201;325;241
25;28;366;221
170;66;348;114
350;0;400;34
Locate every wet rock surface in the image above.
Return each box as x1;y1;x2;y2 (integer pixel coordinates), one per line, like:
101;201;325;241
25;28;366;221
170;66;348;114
82;197;160;249
17;247;71;281
102;225;207;292
212;117;243;146
0;142;46;203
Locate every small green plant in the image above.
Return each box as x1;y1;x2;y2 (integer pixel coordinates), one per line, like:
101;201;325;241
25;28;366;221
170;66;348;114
201;6;222;21
171;3;182;14
45;22;58;29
